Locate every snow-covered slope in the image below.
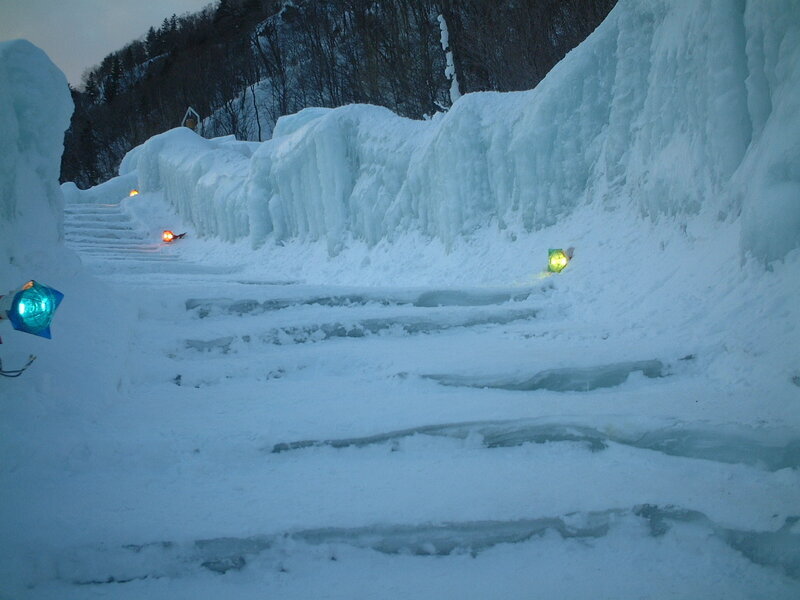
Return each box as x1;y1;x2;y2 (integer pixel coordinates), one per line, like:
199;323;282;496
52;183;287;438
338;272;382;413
118;0;800;265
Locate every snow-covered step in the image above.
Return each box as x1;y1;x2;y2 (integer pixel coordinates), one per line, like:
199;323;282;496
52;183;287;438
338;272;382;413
183;287;542;319
56;506;800;586
70;245;164;253
64;214;134;224
63;205;122;215
69;240;163;249
426;358;668;392
175;307;541;352
63;222;137;232
66;231;150;241
73;254;172;263
84;263;243;278
78;257;181;266
271;418;800;472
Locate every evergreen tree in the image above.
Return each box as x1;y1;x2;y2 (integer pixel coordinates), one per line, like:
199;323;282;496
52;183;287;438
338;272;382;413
145;26;159;58
103;56;122;104
84;72;99;104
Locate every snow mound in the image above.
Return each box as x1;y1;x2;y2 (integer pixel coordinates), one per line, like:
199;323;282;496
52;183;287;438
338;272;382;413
0;39;72;281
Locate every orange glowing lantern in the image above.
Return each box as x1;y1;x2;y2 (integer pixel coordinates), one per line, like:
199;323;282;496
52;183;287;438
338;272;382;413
129;189;139;197
162;230;186;243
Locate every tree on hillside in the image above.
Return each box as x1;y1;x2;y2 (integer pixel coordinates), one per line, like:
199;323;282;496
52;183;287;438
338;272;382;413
103;56;122;104
145;26;160;58
83;72;99;104
62;0;617;187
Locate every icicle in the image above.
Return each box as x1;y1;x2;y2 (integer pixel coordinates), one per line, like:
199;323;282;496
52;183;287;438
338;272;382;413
437;13;461;106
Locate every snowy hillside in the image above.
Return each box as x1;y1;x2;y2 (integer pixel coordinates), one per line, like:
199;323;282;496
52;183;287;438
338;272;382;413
3;0;800;598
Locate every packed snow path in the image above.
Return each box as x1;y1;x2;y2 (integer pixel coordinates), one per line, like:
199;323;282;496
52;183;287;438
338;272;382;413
50;200;800;598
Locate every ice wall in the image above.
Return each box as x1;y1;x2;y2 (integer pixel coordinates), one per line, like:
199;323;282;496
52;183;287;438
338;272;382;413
734;0;800;263
0;39;73;281
119;129;257;243
120;0;800;263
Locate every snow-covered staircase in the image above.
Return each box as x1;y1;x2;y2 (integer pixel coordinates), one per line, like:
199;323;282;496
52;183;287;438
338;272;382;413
40;218;800;596
64;203;168;267
63;202;237;280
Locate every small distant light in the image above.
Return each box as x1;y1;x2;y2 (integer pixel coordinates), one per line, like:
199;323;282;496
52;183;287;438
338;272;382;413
129;189;139;197
548;249;570;273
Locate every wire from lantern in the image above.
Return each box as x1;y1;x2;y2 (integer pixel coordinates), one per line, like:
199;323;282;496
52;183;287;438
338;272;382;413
0;354;37;377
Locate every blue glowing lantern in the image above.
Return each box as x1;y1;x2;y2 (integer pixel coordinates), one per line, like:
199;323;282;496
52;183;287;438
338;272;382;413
5;280;64;338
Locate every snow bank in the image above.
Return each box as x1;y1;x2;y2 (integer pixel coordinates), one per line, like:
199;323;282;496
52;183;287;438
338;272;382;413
61;172;138;205
0;42;139;590
113;0;799;265
0;39;72;282
0;40;132;397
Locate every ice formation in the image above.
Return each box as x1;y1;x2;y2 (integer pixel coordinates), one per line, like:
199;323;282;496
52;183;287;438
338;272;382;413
115;0;800;265
0;39;72;283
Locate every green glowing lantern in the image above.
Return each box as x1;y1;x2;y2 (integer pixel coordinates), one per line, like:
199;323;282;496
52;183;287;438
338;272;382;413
548;248;570;273
2;280;64;338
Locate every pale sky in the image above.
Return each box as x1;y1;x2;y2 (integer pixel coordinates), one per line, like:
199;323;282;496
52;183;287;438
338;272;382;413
0;0;215;86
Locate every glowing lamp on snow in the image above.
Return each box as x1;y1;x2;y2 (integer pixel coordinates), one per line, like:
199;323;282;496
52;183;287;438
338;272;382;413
162;230;186;243
129;189;139;197
0;280;64;338
548;248;571;273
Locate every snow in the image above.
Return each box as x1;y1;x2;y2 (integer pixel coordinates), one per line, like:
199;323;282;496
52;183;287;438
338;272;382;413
2;0;800;597
0;39;115;400
201;79;278;142
437;13;462;105
0;39;72;285
120;127;257;243
735;0;800;264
